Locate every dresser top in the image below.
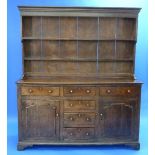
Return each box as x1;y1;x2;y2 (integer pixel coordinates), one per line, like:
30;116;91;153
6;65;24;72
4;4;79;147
17;78;143;85
18;6;141;17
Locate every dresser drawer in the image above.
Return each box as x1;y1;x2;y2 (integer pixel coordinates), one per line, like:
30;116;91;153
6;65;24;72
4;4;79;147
64;112;96;127
63;128;95;140
21;86;60;96
64;100;96;112
63;87;96;96
99;86;139;96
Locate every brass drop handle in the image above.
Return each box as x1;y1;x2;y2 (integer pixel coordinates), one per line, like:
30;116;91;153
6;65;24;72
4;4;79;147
48;90;53;93
70;117;73;121
69;90;73;93
107;89;111;93
127;89;131;93
86;103;89;107
86;118;90;121
86;132;89;136
29;89;33;93
70;103;73;107
56;113;59;117
78;114;81;117
86;89;91;93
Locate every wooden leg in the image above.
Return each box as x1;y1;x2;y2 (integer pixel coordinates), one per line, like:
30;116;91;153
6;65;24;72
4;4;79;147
125;142;140;150
17;143;33;151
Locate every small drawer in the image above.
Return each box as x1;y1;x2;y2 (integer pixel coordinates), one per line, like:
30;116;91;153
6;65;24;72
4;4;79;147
63;128;95;140
64;100;96;112
21;86;60;96
63;87;96;96
64;112;96;127
99;86;139;96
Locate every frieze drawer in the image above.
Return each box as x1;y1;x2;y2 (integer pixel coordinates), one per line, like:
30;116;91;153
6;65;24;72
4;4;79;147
21;86;60;96
99;86;139;96
63;87;96;96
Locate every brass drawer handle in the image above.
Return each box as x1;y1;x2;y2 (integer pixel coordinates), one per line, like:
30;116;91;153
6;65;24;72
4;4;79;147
127;89;131;93
106;89;111;93
70;117;73;121
56;113;59;117
69;90;73;93
48;90;53;93
86;132;89;136
86;89;91;93
86;118;90;121
29;89;33;93
70;103;73;107
70;132;73;136
100;113;103;116
78;114;81;117
86;103;90;107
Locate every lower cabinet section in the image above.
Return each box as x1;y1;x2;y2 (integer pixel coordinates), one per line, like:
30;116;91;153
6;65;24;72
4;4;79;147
17;84;141;150
20;99;60;140
98;99;138;140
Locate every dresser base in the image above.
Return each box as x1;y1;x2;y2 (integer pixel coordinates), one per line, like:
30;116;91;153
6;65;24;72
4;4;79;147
17;141;140;151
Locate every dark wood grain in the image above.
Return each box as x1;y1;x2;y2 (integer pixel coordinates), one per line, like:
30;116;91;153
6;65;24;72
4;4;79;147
17;7;142;150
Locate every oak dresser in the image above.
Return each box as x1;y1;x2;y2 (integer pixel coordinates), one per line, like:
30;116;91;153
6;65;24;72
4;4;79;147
17;6;142;150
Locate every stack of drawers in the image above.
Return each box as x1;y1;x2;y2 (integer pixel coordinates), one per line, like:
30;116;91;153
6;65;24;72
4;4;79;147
63;87;97;141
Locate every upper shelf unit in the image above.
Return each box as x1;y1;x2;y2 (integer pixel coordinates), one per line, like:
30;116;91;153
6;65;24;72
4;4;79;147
19;7;140;80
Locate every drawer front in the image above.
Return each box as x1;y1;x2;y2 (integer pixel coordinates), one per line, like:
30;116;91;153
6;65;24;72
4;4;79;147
21;86;60;96
64;112;96;127
63;87;96;96
64;100;96;112
63;128;95;140
99;86;139;96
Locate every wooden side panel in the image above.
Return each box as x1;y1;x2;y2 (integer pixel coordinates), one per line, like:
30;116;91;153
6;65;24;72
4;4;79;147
22;16;41;37
24;60;41;73
22;16;32;37
117;18;136;40
23;40;41;57
116;41;135;59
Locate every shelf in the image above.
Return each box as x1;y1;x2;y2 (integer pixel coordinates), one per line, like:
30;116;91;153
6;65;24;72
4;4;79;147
24;57;134;62
22;37;137;42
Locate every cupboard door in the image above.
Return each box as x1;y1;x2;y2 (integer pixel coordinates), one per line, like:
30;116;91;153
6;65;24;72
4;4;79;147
98;98;138;140
21;99;59;140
